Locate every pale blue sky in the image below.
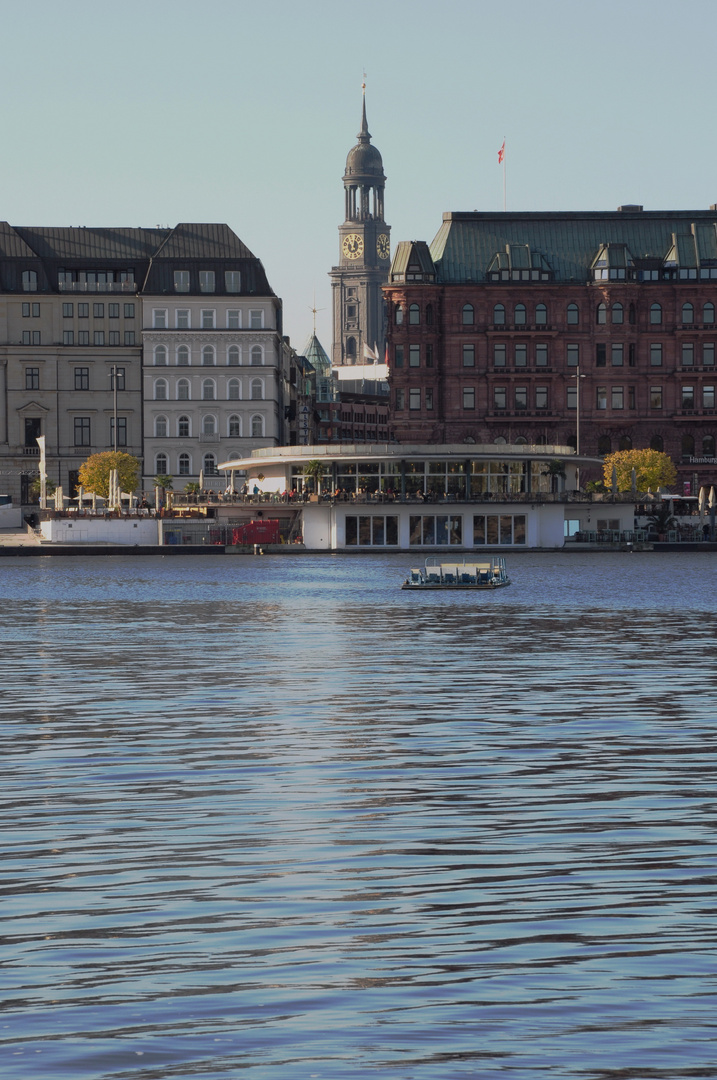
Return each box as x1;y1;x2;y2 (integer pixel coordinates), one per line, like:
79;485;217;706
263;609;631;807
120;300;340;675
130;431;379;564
2;0;715;350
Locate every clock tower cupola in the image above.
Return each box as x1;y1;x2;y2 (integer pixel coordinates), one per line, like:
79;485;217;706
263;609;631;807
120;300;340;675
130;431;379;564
331;90;390;366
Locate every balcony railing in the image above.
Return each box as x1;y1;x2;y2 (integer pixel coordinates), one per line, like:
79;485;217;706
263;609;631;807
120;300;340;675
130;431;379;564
58;281;135;293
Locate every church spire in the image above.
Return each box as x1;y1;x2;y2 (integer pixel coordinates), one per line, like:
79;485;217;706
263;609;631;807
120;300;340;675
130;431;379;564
359;78;370;143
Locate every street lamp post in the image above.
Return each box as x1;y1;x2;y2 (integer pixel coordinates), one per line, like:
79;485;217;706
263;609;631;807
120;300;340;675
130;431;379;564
110;365;118;453
571;366;586;491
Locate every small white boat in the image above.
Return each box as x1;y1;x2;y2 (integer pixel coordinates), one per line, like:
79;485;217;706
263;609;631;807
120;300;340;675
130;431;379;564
402;556;511;590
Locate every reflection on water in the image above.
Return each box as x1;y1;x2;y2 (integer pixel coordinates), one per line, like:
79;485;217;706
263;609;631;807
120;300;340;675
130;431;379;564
2;553;717;1079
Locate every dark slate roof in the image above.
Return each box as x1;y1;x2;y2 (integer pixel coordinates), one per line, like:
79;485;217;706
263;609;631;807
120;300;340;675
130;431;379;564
13;226;166;261
151;223;256;260
429;209;717;283
0;222;38;258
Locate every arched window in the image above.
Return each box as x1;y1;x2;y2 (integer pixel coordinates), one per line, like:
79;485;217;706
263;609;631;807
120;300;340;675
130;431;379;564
202;415;216;436
650;434;663;452
250;345;263;366
176;344;190;366
154;415;168;437
227;345;240;366
597;435;611;455
703;435;715;456
682;302;694;324
493;303;505;326
178;453;191;476
154;379;168;400
514;435;528;445
567;303;579;325
619;435;632;451
251;414;264;438
612;302;623;324
409;303;420;325
177;379;190;400
682;434;695;456
535;303;547;326
250;378;263;400
514;303;526;326
202;345;215;366
228;414;241;437
155;452;168;475
596;303;607;325
650;302;662;324
426;303;434;326
462;303;474;326
493;435;507;445
704;302;715;324
203;453;217;476
202;379;215;400
395;304;403;325
228;378;240;400
178;415;190;437
345;338;356;363
154;345;168;365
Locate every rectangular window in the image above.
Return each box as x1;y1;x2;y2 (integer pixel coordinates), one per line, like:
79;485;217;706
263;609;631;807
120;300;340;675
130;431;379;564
199;270;215;293
514;344;527;367
124;303;135;318
250;310;263;329
567;386;577;410
22;330;31;345
108;303;119;318
650;385;663;409
597;386;607;409
94;331;105;346
629;343;636;367
425;387;434;410
409;388;421;410
462;344;475;367
74;417;91;446
515;386;527;409
109;331;120;345
63;330;74;345
611;386;624;409
409;515;462;546
93;303;104;318
78;330;89;345
535;344;548;367
124;331;135;346
31;302;40;317
78;303;89;318
703;385;715;408
409;345;420;367
153;310;167;329
176;309;190;329
30;330;41;345
493;386;506;410
567;344;579;367
628;386;635;409
650;343;663;366
596;343;606;367
704;343;715;366
473;514;526;546
110;367;125;390
227;310;241;329
25;367;39;390
174;270;190;293
463;386;475;410
682;343;694;366
201;309;215;329
110;416;127;447
75;367;89;390
225;270;241;293
682;385;695;408
611;344;623;366
345;515;398;546
22;303;30;317
535;386;548;409
395;388;405;409
493;344;506;367
62;303;73;318
394;345;404;368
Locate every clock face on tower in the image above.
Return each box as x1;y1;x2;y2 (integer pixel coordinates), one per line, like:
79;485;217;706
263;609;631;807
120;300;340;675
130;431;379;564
342;233;364;260
377;234;390;260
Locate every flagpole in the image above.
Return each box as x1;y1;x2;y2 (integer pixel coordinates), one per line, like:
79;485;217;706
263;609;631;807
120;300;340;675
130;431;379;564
502;138;506;212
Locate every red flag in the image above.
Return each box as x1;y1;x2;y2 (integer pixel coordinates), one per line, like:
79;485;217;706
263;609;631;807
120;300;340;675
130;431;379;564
498;139;505;164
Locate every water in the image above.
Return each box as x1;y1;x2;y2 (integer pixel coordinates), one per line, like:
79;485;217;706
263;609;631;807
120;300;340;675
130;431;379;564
2;552;717;1079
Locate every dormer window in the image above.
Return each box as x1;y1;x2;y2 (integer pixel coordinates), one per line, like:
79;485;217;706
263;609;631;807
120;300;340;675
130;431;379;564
174;270;190;293
199;270;215;293
22;270;38;292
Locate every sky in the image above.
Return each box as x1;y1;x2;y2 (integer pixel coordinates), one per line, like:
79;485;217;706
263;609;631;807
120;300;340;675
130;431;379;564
2;0;717;351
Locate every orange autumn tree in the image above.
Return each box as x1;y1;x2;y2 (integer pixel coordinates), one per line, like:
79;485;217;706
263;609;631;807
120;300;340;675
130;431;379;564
602;448;677;492
78;452;141;499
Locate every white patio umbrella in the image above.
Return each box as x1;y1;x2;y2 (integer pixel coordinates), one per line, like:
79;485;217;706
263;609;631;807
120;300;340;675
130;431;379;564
698;486;707;535
710;486;716;540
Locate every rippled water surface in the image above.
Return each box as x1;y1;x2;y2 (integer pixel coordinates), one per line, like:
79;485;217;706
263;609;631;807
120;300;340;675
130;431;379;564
2;552;717;1079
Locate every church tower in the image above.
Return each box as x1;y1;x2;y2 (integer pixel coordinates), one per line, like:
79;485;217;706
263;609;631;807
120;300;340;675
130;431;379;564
330;91;390;366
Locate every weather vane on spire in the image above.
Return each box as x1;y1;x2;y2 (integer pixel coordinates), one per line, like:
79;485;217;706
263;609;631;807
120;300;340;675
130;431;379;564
309;292;325;335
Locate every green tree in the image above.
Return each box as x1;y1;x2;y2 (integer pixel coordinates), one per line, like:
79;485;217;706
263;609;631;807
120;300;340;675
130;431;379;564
542;459;566;493
78;452;141;499
303;459;323;494
602;448;677;492
154;474;173;490
184;482;200;494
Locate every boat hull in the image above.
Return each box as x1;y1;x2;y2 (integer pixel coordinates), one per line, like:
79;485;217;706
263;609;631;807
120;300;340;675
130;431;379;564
401;579;511;590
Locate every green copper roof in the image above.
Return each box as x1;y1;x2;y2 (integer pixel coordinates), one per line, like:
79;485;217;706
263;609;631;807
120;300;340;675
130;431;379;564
302;332;331;375
429;209;717;283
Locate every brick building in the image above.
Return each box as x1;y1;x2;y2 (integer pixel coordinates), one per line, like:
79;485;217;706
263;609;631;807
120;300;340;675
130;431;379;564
385;208;717;492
